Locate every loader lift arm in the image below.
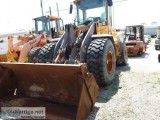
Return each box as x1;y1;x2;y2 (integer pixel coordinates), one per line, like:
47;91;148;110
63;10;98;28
7;33;46;62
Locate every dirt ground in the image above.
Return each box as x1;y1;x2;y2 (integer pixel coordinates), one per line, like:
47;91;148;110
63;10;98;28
87;39;160;120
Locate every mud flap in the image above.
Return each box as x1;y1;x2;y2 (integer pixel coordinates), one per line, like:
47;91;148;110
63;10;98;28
0;63;99;120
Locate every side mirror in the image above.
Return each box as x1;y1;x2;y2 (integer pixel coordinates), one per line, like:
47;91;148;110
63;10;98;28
107;0;113;6
69;4;73;14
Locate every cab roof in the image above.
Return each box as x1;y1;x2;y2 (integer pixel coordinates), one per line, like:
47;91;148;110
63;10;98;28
73;0;105;10
34;15;61;21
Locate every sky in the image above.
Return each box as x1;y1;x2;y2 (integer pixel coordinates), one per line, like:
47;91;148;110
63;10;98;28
0;0;160;33
113;0;160;28
0;0;41;33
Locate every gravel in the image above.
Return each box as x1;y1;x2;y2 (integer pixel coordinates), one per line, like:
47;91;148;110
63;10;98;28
86;39;160;120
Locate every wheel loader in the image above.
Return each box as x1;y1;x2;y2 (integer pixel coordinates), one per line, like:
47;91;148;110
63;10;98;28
0;15;64;62
0;0;127;119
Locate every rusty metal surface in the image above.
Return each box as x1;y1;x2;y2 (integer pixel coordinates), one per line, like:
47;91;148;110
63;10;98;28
49;15;62;21
0;63;99;120
17;35;35;41
0;54;7;62
126;46;139;55
125;41;146;55
0;95;77;120
126;40;144;44
0;65;16;98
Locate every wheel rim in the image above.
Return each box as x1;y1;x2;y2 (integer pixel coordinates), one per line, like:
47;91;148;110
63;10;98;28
106;50;114;74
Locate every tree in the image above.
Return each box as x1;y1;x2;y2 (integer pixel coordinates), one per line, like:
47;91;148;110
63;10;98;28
151;21;157;25
141;23;146;26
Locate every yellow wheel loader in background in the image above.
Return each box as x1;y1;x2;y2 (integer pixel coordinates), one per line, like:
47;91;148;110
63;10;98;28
0;0;128;119
0;15;64;62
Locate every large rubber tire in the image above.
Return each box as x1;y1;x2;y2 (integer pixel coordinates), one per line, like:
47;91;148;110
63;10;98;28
87;39;116;86
155;45;160;50
28;47;41;63
155;46;157;50
37;43;55;63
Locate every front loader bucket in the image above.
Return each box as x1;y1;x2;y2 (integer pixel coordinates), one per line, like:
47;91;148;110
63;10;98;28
0;63;99;120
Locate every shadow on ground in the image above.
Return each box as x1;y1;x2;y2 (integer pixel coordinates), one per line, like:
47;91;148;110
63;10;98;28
96;64;131;103
86;106;100;120
86;64;131;120
128;52;149;59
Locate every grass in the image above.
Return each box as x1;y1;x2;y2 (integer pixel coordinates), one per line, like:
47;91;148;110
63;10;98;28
150;77;160;88
121;107;135;116
156;78;160;84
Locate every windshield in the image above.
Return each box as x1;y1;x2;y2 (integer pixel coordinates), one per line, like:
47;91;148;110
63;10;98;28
35;17;50;34
75;0;106;25
77;7;106;25
125;27;135;35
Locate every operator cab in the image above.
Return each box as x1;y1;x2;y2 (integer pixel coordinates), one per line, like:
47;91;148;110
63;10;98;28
72;0;112;26
34;15;64;39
